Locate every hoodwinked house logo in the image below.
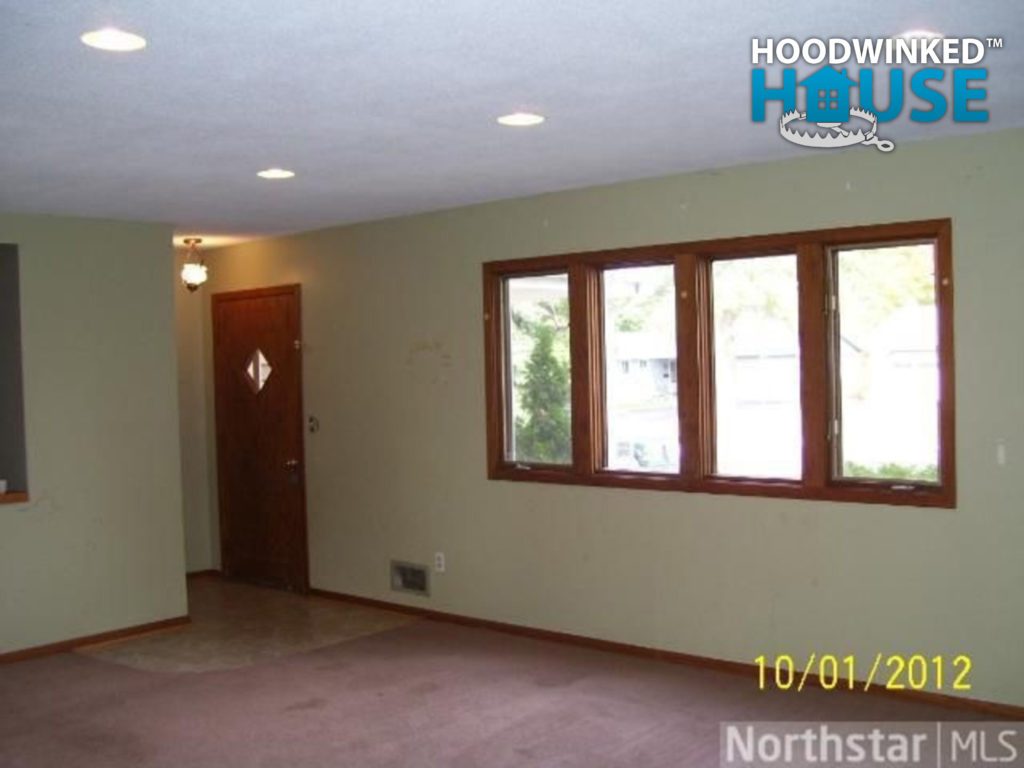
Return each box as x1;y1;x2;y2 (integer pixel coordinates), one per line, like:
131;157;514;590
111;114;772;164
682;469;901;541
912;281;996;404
751;35;1002;152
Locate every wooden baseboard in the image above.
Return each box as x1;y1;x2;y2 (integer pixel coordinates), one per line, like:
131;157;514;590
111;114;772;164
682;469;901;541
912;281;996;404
186;569;222;579
310;587;1024;719
0;616;191;664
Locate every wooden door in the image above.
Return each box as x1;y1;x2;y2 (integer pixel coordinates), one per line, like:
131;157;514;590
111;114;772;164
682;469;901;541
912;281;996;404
212;285;308;591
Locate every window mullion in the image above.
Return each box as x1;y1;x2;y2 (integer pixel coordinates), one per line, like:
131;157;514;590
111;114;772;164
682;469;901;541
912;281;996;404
569;262;601;477
676;253;709;481
797;242;829;489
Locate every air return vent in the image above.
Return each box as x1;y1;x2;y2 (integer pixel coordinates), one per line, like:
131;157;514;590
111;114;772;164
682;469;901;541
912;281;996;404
390;561;429;596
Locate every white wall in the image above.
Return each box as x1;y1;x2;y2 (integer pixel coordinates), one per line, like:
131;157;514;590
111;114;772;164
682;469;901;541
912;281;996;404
192;128;1024;707
0;214;187;652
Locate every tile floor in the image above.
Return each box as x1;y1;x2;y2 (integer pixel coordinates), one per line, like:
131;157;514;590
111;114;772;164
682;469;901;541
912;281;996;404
77;576;417;672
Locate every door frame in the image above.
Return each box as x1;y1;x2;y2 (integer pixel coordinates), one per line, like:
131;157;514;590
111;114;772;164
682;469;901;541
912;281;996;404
211;283;309;592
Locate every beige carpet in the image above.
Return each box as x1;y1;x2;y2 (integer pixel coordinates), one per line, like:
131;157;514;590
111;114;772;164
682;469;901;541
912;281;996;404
77;577;417;672
5;612;986;768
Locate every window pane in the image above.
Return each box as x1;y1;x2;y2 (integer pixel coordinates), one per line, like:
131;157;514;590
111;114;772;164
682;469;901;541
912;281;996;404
504;274;572;464
602;265;678;472
835;243;939;482
712;255;801;478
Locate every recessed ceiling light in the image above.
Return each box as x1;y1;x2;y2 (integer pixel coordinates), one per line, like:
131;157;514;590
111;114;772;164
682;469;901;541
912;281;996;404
497;112;546;127
80;27;147;52
897;29;944;40
257;168;296;180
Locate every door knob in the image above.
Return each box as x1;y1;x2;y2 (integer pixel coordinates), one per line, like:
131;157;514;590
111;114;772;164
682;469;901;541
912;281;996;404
284;458;302;486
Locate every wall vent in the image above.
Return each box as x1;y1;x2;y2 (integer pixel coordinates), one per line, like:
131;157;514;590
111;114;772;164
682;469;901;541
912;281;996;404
390;560;429;596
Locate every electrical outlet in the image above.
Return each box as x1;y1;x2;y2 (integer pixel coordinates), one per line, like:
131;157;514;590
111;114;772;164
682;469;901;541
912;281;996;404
434;551;446;573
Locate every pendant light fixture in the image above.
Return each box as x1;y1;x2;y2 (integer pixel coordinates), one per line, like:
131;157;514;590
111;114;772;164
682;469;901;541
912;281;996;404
180;237;208;292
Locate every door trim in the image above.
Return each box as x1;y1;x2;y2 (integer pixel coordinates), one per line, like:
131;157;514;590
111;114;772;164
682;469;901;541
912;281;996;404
211;283;309;592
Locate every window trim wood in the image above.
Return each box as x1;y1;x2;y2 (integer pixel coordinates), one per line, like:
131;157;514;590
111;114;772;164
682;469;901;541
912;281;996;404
483;218;955;508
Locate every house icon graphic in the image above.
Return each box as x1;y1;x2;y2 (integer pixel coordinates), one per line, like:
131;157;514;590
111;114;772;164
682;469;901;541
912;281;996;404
799;66;858;123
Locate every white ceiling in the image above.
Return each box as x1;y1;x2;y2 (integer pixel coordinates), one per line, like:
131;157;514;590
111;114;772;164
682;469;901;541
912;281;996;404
1;1;1021;241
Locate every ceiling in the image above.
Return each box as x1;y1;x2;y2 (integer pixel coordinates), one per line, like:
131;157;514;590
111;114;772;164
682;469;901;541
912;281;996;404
1;1;1021;242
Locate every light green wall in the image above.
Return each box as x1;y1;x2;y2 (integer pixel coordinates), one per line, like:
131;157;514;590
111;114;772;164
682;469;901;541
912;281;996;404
0;214;187;652
195;128;1024;706
175;247;215;573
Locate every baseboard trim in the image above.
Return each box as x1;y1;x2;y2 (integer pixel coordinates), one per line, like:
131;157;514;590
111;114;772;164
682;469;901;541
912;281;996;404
310;587;1024;719
0;616;191;664
186;569;222;579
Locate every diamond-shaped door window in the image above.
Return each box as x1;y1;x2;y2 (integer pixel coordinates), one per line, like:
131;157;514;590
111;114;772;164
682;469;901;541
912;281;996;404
243;349;272;393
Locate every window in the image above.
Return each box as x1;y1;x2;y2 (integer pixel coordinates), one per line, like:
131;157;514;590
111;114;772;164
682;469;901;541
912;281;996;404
831;243;942;484
1;244;28;503
502;273;571;466
483;219;955;507
711;255;801;479
602;265;677;473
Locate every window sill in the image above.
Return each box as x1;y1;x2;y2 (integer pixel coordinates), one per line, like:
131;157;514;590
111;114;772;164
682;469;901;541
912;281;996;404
488;465;954;508
693;477;955;508
0;492;29;505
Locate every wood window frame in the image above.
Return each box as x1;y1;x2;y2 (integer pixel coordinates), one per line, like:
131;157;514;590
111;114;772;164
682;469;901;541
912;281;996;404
483;219;955;508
